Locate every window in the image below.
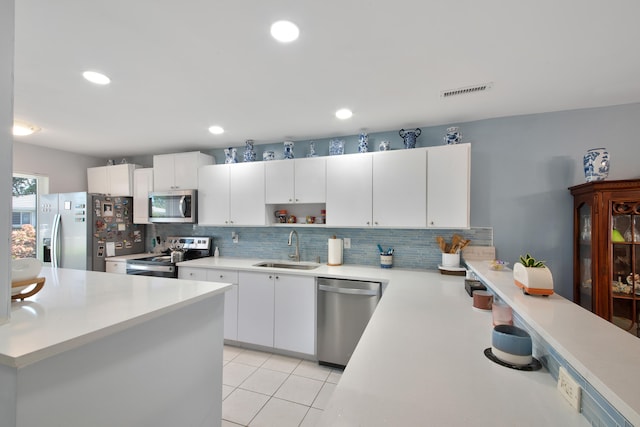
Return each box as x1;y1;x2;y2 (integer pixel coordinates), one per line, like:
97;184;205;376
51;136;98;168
11;175;39;259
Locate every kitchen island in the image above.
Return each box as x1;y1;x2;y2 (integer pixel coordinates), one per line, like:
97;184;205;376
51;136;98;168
0;267;231;427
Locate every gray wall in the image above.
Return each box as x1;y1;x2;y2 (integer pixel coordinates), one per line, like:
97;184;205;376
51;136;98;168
13;141;105;193
0;0;14;323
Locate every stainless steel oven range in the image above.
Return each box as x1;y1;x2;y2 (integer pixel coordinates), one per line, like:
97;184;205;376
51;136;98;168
126;236;212;278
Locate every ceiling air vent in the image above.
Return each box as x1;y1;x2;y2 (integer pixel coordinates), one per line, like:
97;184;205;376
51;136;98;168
440;82;493;98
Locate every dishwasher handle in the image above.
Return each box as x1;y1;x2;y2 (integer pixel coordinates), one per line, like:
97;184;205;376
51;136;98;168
318;284;380;296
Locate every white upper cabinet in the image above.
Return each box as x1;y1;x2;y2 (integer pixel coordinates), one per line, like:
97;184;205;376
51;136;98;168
153;151;214;191
426;143;470;228
265;157;326;204
372;149;427;228
87;163;139;196
198;163;266;226
133;168;153;224
326;154;373;227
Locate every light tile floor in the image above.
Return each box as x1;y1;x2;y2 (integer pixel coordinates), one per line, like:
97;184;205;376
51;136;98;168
222;345;342;427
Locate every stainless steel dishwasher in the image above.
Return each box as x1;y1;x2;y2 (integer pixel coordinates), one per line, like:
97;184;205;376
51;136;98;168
317;277;381;368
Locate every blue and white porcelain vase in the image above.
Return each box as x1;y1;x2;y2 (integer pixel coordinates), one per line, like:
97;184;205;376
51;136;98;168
307;141;317;157
329;139;345;155
583;148;610;182
243;139;256;162
224;147;238;164
379;140;390;151
399;128;421;149
444;126;462;144
283;141;294;159
358;133;368;153
263;150;275;161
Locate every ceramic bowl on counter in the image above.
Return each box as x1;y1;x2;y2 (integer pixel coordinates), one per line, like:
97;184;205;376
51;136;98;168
491;325;532;366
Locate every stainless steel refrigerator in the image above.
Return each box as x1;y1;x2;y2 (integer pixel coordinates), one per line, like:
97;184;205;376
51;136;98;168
38;192;145;272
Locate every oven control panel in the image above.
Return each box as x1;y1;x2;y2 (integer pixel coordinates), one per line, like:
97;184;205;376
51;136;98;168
166;236;211;251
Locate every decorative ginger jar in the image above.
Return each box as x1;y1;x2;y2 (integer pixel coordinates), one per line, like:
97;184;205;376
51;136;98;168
583;148;609;182
444;126;462;144
283;141;294;159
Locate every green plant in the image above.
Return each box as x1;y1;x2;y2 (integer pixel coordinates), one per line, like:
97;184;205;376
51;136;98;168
519;253;546;268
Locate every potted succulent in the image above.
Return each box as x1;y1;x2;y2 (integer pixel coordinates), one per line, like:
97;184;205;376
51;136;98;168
513;254;554;296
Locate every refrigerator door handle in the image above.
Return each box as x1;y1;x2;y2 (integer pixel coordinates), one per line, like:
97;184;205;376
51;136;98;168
179;195;187;218
51;213;61;268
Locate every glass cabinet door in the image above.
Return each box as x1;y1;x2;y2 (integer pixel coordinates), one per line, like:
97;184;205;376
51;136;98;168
578;203;593;311
611;202;640;335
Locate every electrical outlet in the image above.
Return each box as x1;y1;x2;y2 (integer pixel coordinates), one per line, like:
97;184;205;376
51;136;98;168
231;231;239;244
558;366;581;412
343;238;351;249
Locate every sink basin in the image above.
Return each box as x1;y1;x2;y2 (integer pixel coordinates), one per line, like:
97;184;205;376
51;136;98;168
253;261;320;270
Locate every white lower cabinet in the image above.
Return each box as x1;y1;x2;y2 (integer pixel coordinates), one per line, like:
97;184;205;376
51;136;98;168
274;275;316;355
238;271;316;355
178;267;239;341
207;269;239;341
178;268;316;355
238;271;275;347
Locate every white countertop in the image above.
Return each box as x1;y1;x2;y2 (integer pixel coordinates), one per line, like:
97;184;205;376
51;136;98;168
178;257;587;425
177;256;640;424
316;269;588;426
178;256;398;283
1;267;231;368
467;260;640;426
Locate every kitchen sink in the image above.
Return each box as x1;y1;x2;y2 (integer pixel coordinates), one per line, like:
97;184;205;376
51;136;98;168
253;261;321;270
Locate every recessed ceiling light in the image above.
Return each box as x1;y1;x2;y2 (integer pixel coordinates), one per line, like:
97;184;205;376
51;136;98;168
208;125;224;135
335;108;353;120
13;120;40;136
82;71;111;85
270;20;299;42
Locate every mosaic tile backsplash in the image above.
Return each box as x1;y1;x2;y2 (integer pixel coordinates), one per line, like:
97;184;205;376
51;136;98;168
147;224;493;270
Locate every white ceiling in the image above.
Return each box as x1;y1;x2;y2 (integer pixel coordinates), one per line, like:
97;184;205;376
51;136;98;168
13;0;640;157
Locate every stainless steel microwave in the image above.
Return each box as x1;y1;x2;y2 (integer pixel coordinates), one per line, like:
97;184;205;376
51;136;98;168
148;190;197;223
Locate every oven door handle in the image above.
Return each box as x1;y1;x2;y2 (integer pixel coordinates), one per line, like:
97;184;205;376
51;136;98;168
127;264;175;273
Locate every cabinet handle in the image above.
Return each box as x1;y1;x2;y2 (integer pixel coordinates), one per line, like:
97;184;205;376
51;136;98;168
375;221;379;225
219;275;224;279
225;220;228;224
269;275;273;279
275;276;279;280
430;221;434;225
289;198;292;202
295;198;299;202
366;221;370;225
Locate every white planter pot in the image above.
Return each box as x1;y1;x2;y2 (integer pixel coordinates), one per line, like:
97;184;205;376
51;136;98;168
513;263;554;296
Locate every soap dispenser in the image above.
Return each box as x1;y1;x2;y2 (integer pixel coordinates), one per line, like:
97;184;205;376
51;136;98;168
214;247;220;258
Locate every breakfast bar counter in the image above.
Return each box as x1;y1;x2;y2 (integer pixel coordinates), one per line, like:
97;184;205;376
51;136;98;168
0;267;231;427
315;268;590;427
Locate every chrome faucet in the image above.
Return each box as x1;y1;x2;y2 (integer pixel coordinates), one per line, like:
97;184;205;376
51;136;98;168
288;230;300;262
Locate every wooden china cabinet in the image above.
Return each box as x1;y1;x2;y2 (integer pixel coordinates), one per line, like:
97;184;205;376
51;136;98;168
570;179;640;336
